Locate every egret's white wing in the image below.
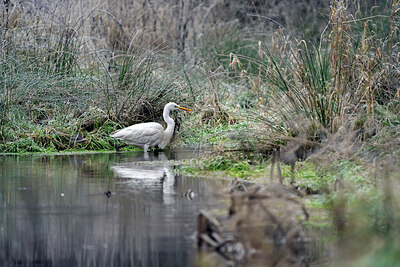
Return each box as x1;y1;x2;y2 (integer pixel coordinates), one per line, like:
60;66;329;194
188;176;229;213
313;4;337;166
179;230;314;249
111;122;164;147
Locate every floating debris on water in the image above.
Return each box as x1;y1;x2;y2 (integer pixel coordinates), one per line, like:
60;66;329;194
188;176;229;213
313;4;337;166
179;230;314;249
184;189;195;200
17;187;29;191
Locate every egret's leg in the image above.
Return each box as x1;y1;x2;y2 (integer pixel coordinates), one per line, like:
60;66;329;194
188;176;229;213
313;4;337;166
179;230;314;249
143;145;149;153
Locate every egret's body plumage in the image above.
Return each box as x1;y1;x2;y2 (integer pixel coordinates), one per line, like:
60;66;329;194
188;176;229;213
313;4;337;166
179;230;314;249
111;102;191;152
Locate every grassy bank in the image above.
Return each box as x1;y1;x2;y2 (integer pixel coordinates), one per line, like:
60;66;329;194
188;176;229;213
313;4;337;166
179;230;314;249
1;0;399;156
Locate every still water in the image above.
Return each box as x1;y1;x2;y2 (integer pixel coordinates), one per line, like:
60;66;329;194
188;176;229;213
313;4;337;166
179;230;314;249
0;150;226;266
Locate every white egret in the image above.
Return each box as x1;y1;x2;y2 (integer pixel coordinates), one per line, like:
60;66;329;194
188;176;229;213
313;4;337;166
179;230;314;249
111;102;192;152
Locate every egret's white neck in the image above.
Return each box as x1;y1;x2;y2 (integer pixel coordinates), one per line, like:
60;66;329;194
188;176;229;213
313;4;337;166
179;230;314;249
163;107;175;137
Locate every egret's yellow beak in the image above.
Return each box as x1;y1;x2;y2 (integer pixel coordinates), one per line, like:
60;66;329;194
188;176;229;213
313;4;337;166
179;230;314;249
177;106;192;112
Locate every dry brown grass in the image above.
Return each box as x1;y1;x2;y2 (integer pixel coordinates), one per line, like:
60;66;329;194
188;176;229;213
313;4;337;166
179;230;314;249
223;0;400;157
0;0;333;55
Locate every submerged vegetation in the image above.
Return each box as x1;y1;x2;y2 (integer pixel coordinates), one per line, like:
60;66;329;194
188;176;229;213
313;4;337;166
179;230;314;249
1;0;400;264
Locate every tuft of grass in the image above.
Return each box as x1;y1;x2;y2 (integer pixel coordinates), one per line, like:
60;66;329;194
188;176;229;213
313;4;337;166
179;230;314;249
221;0;400;156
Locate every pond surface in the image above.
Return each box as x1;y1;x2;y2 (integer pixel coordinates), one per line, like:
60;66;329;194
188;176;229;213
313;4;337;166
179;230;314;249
0;150;227;266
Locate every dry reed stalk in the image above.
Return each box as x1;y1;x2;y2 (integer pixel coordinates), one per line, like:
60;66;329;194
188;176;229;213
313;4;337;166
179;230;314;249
329;0;353;104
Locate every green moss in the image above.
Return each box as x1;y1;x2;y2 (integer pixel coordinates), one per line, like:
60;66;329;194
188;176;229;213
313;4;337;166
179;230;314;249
182;121;249;147
180;154;268;179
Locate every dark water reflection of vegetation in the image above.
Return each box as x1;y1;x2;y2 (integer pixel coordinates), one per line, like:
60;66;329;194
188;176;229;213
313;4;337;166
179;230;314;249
0;151;226;266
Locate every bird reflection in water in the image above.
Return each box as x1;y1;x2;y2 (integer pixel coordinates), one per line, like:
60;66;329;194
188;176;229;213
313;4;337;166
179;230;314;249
110;152;176;205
